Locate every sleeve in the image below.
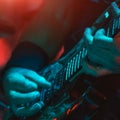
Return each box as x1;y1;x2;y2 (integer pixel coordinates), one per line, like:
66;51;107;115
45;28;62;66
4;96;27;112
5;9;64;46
5;41;49;71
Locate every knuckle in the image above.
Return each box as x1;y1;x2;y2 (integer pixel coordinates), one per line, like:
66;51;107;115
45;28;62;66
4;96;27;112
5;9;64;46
24;81;37;90
30;103;43;113
23;80;30;87
4;73;17;82
30;71;37;76
9;91;16;100
26;70;36;75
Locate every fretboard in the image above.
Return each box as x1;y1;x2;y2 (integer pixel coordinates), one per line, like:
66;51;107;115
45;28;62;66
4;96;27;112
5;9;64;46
39;39;87;104
39;2;120;105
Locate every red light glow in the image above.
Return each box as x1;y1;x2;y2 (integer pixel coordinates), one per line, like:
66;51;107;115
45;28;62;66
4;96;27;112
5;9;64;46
0;38;12;69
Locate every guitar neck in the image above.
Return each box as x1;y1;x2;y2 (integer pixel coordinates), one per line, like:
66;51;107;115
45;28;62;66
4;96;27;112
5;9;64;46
92;1;120;37
40;1;120;105
39;39;87;104
59;40;87;80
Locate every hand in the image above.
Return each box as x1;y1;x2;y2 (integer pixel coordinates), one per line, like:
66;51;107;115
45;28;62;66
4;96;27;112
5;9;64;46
83;27;113;44
3;67;51;117
82;27;116;76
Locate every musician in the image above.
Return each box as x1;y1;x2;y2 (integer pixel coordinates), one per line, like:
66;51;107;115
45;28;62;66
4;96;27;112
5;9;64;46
0;0;119;119
0;0;52;117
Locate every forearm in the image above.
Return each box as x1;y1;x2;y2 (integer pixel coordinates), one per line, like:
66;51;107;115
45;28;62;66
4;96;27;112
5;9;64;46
0;41;52;118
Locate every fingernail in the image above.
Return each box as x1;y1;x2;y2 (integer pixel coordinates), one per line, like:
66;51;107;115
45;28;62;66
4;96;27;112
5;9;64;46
39;101;44;107
28;82;38;90
32;83;38;89
33;102;44;110
34;92;40;98
47;82;52;87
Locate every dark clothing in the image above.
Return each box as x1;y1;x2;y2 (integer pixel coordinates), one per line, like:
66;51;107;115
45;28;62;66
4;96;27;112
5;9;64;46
5;41;49;71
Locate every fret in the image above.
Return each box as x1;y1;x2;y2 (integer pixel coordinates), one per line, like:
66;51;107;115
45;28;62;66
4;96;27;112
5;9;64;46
69;62;71;77
65;46;87;82
107;25;110;36
66;62;71;80
72;57;75;73
65;65;68;80
107;16;120;37
115;18;118;29
82;48;85;58
70;59;74;75
68;62;71;79
77;49;83;66
74;56;77;72
65;63;70;80
112;19;115;35
77;51;82;69
82;48;87;58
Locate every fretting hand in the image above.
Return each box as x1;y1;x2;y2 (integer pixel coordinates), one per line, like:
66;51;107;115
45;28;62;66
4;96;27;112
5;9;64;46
82;27;117;76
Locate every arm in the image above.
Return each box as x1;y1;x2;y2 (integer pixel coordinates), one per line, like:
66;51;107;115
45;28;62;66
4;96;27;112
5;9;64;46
2;41;52;117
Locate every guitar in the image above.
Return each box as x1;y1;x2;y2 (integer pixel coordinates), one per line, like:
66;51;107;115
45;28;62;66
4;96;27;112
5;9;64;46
4;1;120;120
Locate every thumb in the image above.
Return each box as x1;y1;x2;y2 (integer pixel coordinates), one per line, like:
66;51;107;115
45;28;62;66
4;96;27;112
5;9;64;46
83;27;94;44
